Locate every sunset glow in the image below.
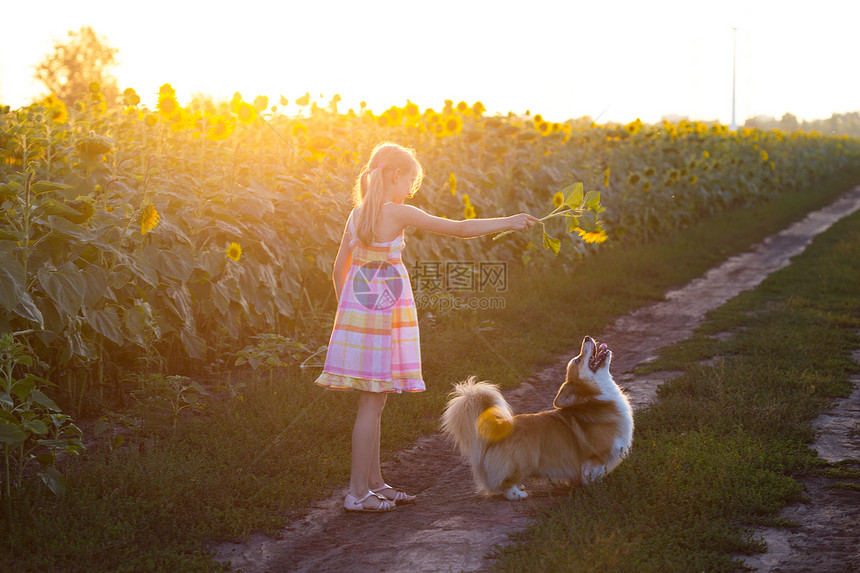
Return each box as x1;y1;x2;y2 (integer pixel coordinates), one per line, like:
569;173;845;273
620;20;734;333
1;0;858;124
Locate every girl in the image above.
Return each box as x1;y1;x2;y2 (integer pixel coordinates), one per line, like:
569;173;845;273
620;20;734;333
315;142;537;512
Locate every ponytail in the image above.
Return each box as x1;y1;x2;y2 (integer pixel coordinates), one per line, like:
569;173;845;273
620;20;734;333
354;165;386;245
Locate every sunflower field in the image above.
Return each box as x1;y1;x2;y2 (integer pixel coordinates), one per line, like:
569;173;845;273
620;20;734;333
2;83;859;415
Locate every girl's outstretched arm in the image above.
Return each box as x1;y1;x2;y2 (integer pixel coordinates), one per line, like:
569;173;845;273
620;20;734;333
383;203;537;239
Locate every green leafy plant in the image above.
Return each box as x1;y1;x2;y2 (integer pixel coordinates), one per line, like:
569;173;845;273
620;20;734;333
130;373;209;433
235;333;326;387
0;333;84;499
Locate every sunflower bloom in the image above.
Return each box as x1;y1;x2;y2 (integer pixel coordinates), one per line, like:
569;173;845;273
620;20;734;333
123;88;141;106
141;205;160;235
448;172;457;196
604;167;611;187
439;114;463;136
464;204;476;219
158;95;179;118
253;95;269;112
42;94;68;123
760;150;769;162
206;115;234;141
226;242;242;261
236;102;256;124
625;118;643;136
553;191;564;208
577;228;608;244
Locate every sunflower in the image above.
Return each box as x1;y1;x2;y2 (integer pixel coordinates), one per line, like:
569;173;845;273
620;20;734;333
448;172;457;196
41;94;68;123
553;191;564;208
123;88;141;107
89;92;107;115
141;204;160;235
89;81;101;93
604;167;611;187
383;106;403;126
439;114;463;136
626;172;641;186
689;175;698;185
537;120;553;137
236;102;256;124
291;122;307;138
158;95;179;118
253;95;269;112
226;242;242;261
404;101;420;126
576;228;608;244
206;115;234;141
760;150;769;162
472;101;486;116
295;92;311;107
144;113;159;127
464;204;476;219
159;83;176;98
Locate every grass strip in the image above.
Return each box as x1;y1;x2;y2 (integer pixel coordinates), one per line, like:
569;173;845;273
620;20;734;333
1;168;859;571
491;186;860;570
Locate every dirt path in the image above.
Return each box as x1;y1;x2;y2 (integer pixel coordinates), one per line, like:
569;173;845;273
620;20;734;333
739;347;860;573
214;187;860;573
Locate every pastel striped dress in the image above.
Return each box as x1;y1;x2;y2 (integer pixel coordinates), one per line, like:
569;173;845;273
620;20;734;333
314;212;424;393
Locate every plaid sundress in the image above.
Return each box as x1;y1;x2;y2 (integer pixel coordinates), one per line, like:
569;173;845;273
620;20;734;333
314;212;424;393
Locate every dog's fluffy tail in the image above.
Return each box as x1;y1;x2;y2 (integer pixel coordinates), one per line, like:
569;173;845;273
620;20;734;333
441;376;513;492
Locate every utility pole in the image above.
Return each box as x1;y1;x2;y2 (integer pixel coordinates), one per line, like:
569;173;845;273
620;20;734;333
731;27;738;131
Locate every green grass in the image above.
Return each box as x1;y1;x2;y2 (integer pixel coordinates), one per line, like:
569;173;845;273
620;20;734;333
2;167;859;571
491;182;860;571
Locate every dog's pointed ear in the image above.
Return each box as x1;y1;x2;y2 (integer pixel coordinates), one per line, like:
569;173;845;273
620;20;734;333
553;381;577;408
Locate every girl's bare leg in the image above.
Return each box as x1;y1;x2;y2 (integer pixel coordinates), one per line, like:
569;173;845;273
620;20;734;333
349;391;387;508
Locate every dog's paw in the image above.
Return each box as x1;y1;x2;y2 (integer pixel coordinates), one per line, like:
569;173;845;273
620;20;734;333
504;485;528;500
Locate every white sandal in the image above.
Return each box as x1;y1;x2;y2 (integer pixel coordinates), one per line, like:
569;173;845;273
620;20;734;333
372;484;416;504
344;491;395;513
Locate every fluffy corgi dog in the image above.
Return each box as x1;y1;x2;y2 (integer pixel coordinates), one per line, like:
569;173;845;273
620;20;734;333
441;336;633;500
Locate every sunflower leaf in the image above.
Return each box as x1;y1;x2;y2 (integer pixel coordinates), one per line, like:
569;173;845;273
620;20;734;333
543;230;561;255
562;182;584;208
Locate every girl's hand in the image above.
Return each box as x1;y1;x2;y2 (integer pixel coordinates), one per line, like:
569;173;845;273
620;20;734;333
508;213;539;233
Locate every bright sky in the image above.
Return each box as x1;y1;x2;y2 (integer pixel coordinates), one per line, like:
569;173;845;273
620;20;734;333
1;0;857;125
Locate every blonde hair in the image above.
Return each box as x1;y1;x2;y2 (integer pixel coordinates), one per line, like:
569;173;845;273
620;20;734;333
352;142;423;245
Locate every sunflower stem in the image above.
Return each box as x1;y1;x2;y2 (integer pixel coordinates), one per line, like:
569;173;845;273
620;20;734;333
492;206;585;241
